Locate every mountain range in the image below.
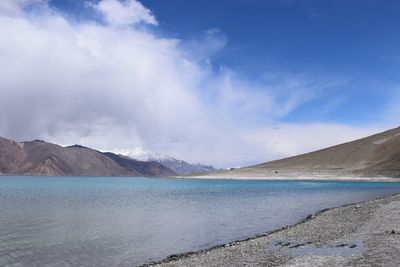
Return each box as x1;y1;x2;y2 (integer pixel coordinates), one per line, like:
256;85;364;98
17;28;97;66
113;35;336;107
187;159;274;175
0;137;175;177
120;147;217;175
2;127;400;179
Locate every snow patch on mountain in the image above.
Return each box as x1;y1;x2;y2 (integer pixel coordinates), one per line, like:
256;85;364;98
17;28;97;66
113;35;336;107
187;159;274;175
124;147;173;162
118;147;217;175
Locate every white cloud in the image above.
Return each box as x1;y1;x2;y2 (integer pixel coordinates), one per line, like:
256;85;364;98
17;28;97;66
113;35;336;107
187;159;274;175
0;1;393;168
92;0;158;26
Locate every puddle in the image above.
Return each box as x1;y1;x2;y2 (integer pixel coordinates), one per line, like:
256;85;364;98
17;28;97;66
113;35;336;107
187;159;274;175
268;240;364;256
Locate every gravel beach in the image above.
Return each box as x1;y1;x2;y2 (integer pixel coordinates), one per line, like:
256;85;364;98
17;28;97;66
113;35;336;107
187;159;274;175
150;194;400;267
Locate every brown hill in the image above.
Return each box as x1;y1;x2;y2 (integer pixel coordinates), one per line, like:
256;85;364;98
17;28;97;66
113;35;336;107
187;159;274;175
198;127;400;179
0;137;175;177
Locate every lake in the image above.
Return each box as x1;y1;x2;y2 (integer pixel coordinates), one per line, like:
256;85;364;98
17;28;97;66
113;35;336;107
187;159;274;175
1;176;400;266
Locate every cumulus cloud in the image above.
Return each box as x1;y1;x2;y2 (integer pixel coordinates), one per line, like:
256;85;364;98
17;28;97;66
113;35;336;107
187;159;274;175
92;0;158;26
0;0;392;167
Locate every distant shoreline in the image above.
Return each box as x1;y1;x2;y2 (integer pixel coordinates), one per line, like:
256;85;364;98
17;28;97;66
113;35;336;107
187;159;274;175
182;174;400;182
148;192;400;266
2;173;400;183
1;173;400;182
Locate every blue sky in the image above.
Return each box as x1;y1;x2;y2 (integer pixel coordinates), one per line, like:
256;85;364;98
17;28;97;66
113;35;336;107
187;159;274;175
0;0;399;167
147;0;400;124
51;0;400;125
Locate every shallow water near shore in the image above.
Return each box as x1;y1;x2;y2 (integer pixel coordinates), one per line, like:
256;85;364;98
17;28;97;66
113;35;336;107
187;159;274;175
1;176;400;266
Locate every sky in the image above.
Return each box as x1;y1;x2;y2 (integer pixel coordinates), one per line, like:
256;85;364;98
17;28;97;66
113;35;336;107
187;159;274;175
0;0;399;168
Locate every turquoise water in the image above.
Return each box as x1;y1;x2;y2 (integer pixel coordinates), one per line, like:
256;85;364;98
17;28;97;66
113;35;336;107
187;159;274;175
1;176;400;266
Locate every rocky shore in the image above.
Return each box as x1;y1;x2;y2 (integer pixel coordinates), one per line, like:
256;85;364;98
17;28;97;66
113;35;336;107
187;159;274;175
149;193;400;267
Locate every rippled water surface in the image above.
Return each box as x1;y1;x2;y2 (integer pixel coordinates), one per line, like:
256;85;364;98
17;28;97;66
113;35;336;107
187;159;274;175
1;176;400;266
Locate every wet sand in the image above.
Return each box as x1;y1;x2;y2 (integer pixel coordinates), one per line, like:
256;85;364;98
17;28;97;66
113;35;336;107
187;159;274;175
148;193;400;267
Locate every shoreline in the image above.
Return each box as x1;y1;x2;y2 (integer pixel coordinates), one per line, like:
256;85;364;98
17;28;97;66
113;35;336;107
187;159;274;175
179;175;400;183
1;174;399;182
144;192;400;267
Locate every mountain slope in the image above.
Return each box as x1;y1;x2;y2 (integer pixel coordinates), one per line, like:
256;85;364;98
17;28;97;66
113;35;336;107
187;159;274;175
0;137;175;177
103;152;176;177
0;137;25;173
197;127;400;179
158;158;217;175
253;127;400;177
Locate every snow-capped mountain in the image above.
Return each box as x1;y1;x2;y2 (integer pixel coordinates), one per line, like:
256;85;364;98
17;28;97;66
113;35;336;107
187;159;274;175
125;147;173;162
120;148;217;175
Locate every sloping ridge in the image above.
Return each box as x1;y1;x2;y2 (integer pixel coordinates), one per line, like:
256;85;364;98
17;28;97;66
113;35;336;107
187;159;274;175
228;127;400;178
0;137;175;177
0;137;25;173
103;152;176;177
203;128;400;178
124;148;218;175
157;158;217;175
